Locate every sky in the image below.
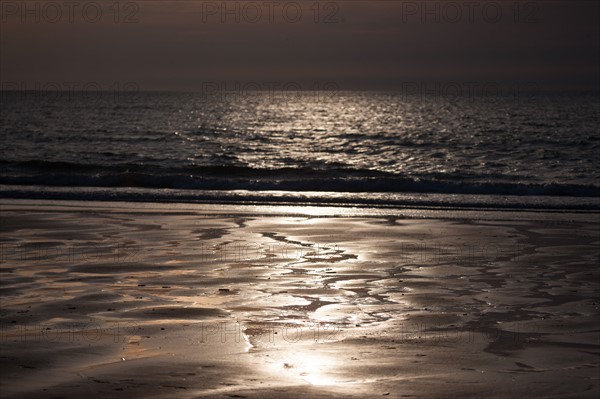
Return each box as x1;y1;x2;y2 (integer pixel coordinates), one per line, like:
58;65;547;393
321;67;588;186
1;0;599;91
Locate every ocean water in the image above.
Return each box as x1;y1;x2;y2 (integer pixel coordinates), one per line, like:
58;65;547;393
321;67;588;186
1;91;599;209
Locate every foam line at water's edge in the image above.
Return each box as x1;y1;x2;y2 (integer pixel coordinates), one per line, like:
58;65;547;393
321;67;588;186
1;185;598;212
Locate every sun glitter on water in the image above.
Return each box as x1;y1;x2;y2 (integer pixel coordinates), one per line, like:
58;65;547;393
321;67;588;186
277;350;343;386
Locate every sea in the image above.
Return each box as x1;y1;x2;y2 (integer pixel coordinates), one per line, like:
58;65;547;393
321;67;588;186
1;90;599;210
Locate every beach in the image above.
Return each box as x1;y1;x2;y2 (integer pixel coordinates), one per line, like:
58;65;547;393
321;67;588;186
2;0;599;397
1;199;598;398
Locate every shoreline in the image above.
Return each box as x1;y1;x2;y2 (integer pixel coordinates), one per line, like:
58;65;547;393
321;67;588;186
2;198;599;221
2;185;599;212
1;199;599;398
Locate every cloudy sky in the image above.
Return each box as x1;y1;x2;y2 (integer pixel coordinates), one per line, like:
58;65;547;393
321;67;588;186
1;0;598;91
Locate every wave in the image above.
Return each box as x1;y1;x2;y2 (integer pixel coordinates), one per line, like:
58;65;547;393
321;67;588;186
1;163;599;198
1;185;598;211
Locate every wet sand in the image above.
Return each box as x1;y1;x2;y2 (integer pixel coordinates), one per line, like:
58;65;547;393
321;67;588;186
1;200;599;398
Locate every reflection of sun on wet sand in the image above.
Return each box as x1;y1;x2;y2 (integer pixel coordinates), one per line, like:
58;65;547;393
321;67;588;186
1;199;599;398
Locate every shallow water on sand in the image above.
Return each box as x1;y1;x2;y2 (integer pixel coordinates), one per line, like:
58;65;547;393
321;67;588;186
1;202;598;397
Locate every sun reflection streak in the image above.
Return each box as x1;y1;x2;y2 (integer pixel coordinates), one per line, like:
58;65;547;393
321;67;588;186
274;349;346;386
